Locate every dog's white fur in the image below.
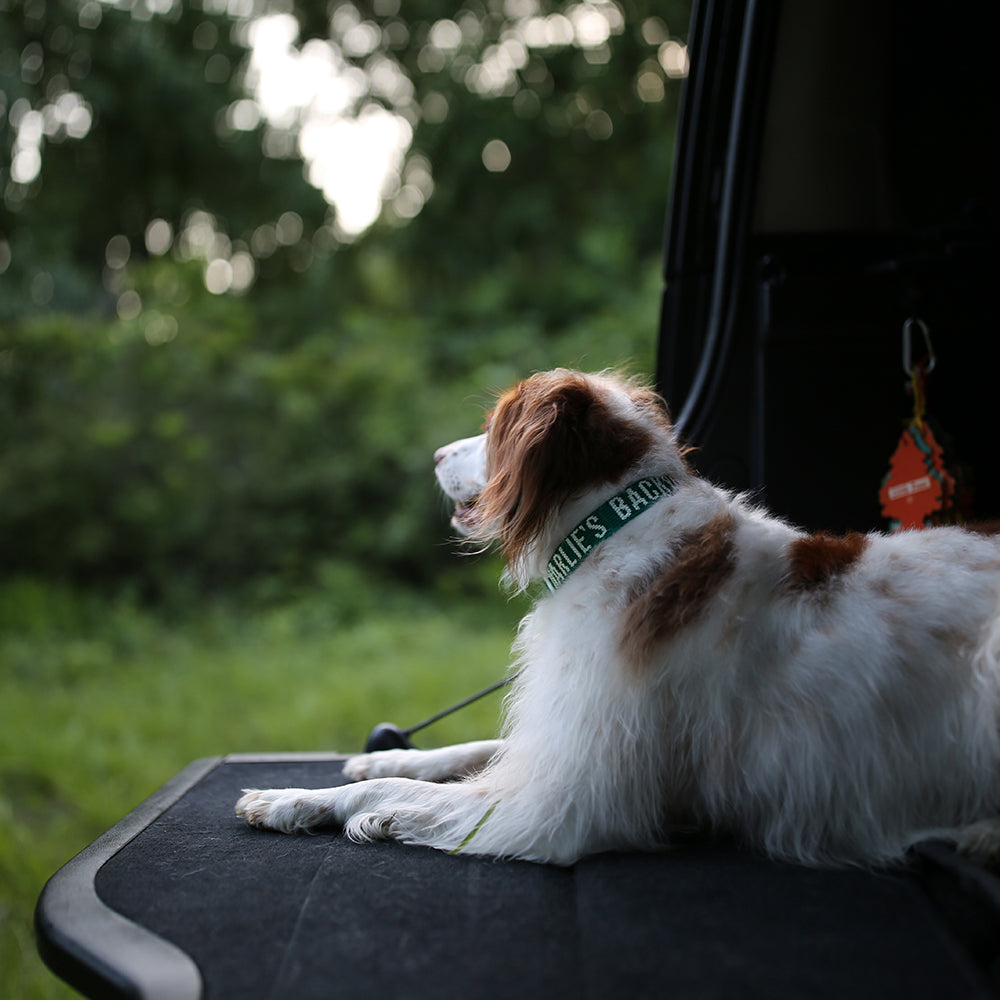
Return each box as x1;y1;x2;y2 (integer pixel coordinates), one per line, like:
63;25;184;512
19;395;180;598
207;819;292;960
238;369;1000;866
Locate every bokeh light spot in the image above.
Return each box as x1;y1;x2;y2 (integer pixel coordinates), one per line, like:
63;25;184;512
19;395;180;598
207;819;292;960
145;219;174;256
116;289;142;320
482;138;511;172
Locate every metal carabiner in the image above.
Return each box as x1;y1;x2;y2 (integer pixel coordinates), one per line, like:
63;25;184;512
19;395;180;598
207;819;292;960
902;317;936;376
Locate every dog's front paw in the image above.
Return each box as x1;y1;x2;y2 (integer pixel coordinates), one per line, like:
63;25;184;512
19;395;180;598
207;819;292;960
236;788;337;833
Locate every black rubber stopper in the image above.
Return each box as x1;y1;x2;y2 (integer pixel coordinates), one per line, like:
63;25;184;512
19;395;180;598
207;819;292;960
364;723;414;753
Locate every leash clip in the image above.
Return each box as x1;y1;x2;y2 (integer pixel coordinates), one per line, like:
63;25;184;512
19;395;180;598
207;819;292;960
902;317;935;376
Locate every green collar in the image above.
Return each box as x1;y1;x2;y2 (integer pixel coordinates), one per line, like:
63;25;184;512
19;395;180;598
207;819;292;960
544;474;677;593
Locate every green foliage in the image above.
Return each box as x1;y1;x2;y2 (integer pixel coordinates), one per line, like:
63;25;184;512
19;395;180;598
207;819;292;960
0;0;330;318
0;576;526;999
383;14;686;327
0;248;660;594
0;279;411;592
0;0;688;594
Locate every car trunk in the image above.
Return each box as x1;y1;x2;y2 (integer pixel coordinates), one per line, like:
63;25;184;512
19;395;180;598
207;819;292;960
657;0;997;533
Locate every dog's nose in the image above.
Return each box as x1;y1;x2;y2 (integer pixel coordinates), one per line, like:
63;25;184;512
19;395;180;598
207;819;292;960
433;447;447;466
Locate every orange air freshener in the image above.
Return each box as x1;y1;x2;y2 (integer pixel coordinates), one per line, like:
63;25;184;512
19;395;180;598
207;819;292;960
880;319;970;531
879;419;952;530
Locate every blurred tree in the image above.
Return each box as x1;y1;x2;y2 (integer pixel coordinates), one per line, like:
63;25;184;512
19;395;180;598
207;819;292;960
305;0;692;335
0;0;691;594
0;0;330;319
2;0;689;324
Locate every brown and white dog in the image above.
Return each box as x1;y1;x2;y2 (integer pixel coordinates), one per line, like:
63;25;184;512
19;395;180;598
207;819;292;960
238;369;1000;866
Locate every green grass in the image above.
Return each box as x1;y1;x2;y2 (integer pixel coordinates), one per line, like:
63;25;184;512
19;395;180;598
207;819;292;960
0;571;527;999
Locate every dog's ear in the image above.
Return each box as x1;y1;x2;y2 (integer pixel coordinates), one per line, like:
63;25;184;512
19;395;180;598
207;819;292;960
476;371;652;566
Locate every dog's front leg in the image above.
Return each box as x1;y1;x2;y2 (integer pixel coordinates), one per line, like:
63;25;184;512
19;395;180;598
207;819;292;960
236;778;497;851
344;740;502;782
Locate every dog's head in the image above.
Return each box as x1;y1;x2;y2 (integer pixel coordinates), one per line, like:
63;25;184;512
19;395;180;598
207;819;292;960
435;369;685;585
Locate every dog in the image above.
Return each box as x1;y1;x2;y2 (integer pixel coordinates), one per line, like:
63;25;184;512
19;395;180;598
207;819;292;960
237;369;1000;866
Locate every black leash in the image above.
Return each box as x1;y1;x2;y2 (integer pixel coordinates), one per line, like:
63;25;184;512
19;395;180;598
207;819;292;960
364;674;516;752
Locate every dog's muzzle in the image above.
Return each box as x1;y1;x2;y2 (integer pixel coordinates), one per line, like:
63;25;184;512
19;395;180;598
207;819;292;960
434;433;488;534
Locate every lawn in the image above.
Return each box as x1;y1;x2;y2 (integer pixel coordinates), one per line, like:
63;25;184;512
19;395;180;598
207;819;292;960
0;571;526;999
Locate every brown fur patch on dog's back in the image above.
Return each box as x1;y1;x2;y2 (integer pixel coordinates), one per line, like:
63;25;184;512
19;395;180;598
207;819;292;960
785;532;868;590
621;512;736;669
964;520;1000;536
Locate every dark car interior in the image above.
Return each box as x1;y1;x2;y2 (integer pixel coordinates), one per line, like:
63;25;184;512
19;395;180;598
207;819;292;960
658;0;997;534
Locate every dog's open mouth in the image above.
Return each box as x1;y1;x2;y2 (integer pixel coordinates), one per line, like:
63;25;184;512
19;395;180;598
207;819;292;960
452;497;480;534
